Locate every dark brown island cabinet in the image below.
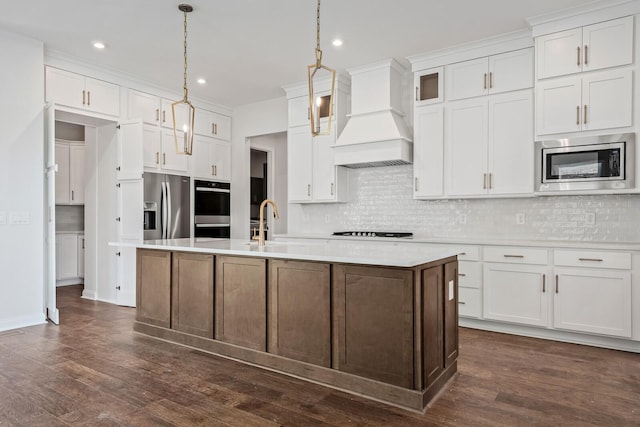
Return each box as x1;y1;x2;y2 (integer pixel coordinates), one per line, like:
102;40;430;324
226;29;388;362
134;247;458;411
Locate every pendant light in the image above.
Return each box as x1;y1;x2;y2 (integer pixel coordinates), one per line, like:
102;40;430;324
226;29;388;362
307;0;336;137
172;4;195;155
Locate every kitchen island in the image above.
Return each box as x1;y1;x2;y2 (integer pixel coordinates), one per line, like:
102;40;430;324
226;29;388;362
130;238;460;411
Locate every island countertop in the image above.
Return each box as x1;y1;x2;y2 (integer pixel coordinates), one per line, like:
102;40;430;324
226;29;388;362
117;238;461;267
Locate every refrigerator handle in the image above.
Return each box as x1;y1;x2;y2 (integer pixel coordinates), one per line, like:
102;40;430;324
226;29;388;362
161;181;167;239
166;180;172;239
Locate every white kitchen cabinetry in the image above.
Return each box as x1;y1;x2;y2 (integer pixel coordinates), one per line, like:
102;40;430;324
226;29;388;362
56;233;84;284
195;109;231;141
553;249;632;338
457;247;483;319
445;48;533;101
55;141;85;205
413;105;444;198
46;67;120;117
288;96;310;127
142;127;189;174
484;246;549;327
414;67;443;106
192;136;231;181
446;89;533;197
287;126;347;203
535;68;632;135
536;16;633;79
128;90;171;126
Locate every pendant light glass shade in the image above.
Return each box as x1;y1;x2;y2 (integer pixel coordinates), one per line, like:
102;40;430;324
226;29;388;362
173;4;195;155
307;0;335;137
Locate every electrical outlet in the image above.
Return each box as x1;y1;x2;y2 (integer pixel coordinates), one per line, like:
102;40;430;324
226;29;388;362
585;213;595;225
516;213;526;225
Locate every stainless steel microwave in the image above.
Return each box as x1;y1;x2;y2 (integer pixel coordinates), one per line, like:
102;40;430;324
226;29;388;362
535;133;635;193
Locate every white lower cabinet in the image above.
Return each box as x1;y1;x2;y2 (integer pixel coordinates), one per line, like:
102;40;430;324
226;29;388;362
77;235;85;278
458;287;482;318
484;263;549;327
55;233;84;283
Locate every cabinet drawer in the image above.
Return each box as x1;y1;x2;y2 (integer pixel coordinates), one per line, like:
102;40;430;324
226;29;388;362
456;246;481;261
484;246;548;265
458;287;481;318
458;261;481;288
554;250;631;270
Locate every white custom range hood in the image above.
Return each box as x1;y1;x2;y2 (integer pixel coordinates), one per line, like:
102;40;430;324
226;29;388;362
334;59;413;168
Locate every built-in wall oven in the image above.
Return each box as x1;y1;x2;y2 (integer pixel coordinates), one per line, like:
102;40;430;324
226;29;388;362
194;180;230;238
535;133;635;193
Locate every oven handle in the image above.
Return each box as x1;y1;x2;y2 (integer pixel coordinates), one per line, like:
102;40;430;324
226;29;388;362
196;187;230;193
195;223;231;228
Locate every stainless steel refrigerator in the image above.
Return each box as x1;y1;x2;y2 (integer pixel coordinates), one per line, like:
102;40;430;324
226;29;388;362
143;172;190;240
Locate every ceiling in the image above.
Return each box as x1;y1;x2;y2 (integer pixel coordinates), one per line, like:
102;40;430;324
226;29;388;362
0;0;598;108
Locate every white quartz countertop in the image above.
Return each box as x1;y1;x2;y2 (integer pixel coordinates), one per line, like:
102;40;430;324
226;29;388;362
274;234;640;251
115;238;461;268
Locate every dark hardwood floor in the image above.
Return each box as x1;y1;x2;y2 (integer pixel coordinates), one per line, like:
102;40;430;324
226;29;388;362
0;285;639;426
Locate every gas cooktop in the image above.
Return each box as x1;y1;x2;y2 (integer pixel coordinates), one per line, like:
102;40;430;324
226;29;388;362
332;231;413;238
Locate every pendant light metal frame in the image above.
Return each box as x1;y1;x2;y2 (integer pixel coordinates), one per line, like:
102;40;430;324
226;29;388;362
307;0;336;137
172;3;195;155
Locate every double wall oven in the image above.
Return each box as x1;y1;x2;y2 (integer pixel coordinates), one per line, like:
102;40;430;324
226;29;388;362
194;179;230;238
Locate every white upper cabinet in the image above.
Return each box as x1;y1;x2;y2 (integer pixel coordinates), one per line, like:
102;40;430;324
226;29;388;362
289;96;311;127
128;90;163;125
536;16;634;79
46;67;120;117
536;68;632;135
55;141;85;205
414;67;443;106
445;48;533;101
287;126;313;202
194;109;231;141
192;136;231;181
446;90;533;197
142;126;189;174
413;105;444;198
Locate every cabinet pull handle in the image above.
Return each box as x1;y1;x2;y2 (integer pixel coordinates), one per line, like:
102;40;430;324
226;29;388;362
331;182;334;195
307;184;311;197
163;110;166;123
489;72;493;89
211;123;215;135
542;274;546;293
503;254;524;258
555;275;559;293
215;123;218;135
584;105;587;124
156;152;159;164
489;173;492;189
577;46;581;67
576;106;580;125
584;45;588;65
87;91;90;106
483;173;487;189
416;86;419;101
458;301;466;305
458;273;466;277
460;252;466;256
82;90;86;105
214;165;217;176
156;109;159;121
578;257;603;262
483;73;487;90
414;177;418;192
211;165;214;175
71;190;74;201
163;153;166;165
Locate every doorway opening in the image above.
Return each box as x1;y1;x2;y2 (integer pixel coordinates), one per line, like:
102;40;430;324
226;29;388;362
249;133;287;240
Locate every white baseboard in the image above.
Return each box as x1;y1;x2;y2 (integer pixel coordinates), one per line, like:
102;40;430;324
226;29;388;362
56;278;84;287
81;289;97;300
0;313;47;332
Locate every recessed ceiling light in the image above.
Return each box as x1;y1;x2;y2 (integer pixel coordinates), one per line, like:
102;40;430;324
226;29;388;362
93;41;106;49
197;78;206;84
332;39;343;47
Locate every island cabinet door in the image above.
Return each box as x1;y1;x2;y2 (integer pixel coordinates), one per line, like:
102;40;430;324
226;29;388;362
136;249;171;328
215;256;267;351
333;264;414;389
422;265;444;388
268;260;331;367
171;252;214;338
443;261;459;368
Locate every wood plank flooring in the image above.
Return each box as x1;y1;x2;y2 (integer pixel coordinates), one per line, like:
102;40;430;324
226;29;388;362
0;285;638;426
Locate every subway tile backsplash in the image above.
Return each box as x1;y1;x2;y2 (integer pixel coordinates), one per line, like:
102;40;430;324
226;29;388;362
287;165;640;242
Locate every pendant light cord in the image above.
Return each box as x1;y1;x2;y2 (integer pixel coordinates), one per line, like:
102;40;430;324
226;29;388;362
183;10;189;101
315;0;322;67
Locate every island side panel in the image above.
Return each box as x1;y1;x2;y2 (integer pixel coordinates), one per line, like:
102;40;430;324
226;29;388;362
422;265;444;388
136;249;171;328
215;256;267;351
268;259;331;367
444;261;459;367
333;264;414;389
171;252;215;339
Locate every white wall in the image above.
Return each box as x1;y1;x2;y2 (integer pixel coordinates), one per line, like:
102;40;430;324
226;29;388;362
0;29;46;331
230;97;288;239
